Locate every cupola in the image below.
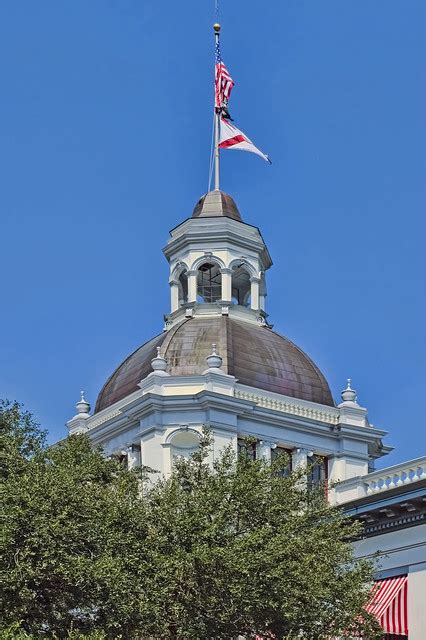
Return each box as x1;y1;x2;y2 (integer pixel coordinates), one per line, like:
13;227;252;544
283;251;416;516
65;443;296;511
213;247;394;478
163;189;272;326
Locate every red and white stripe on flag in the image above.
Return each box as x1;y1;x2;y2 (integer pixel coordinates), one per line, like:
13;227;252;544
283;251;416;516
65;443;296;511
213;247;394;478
215;62;234;109
219;118;271;164
366;575;408;636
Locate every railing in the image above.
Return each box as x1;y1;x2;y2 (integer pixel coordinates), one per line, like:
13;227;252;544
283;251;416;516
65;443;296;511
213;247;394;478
333;456;426;504
235;387;340;426
364;457;425;494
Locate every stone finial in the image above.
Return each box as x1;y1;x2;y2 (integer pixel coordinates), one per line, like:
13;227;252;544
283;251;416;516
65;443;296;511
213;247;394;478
151;346;169;376
76;390;91;416
340;378;358;404
206;343;223;370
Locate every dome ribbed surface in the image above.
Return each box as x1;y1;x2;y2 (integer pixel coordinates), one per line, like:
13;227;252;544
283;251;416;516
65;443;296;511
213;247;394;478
95;317;334;412
192;190;242;222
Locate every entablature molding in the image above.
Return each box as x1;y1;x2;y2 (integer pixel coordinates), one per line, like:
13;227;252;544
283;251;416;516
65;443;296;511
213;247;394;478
82;378;388;457
164;230;271;269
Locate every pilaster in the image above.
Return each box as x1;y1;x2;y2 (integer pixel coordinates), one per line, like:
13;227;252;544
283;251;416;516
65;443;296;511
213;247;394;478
169;280;180;313
250;276;260;310
220;268;232;302
187;270;198;303
67;415;89;435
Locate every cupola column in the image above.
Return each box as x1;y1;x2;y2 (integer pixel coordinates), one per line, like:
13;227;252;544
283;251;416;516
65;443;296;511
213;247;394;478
220;268;232;302
170;280;180;313
250;276;261;310
187;270;198;303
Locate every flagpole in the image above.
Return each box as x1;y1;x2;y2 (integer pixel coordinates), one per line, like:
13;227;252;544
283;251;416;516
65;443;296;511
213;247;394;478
213;22;221;191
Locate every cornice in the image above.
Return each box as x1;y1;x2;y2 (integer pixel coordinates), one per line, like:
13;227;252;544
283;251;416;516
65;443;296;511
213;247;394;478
348;487;426;538
234;386;388;443
85;380;387;449
88;407;122;430
163;303;271;331
364;514;426;537
163;228;272;269
89;415;138;445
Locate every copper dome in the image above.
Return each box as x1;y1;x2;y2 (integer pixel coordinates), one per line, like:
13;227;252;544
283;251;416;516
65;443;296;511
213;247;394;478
95;317;334;413
192;190;242;222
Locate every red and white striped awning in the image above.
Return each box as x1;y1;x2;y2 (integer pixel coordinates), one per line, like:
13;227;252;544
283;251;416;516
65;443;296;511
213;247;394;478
366;575;408;636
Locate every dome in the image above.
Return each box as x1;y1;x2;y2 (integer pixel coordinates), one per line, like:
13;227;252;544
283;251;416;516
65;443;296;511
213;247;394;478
192;190;242;222
95;317;334;413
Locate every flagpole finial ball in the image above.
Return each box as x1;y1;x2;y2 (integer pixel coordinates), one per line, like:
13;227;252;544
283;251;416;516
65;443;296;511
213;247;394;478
213;23;221;33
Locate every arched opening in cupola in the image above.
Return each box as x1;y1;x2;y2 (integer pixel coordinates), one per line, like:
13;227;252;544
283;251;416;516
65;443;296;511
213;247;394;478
178;271;188;305
197;262;222;303
231;263;251;306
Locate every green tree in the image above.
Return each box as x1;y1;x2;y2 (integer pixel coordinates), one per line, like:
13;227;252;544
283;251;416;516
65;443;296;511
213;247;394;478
1;400;150;638
1;401;381;639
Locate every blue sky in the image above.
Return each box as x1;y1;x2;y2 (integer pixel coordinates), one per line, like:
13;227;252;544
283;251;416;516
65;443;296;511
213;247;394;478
0;1;425;466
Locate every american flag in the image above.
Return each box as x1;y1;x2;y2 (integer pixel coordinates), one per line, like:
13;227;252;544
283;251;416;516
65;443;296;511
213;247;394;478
215;38;234;110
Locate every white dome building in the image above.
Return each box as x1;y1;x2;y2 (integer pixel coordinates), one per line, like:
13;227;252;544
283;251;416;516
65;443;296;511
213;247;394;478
67;189;425;640
68;188;388;484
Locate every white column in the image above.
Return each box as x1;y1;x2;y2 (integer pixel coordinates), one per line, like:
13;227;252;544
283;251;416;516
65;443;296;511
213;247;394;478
258;440;273;461
292;448;308;470
187;270;198;303
250;277;260;310
169;280;180;313
221;268;232;302
292;448;308;487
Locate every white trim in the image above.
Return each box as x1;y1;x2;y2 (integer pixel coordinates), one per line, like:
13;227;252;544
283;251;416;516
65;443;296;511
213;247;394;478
235;387;339;426
190;254;226;271
164;426;202;445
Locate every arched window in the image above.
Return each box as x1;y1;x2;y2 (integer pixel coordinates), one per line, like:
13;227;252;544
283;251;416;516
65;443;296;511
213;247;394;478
178;271;188;305
197;262;222;303
231;263;251;306
170;430;200;462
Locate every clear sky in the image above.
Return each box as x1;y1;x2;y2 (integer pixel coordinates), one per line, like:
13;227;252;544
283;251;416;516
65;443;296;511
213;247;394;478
1;1;425;466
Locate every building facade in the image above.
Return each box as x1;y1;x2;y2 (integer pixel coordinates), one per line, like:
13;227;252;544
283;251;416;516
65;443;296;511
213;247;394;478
67;189;425;638
335;458;426;639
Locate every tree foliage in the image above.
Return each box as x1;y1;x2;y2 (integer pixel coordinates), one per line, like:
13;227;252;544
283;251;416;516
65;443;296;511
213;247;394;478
1;401;381;639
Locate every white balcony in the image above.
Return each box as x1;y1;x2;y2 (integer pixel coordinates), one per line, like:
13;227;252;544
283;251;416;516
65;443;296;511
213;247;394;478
332;456;426;505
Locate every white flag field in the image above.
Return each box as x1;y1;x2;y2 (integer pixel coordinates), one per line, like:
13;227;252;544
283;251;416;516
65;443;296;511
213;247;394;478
219;118;271;164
